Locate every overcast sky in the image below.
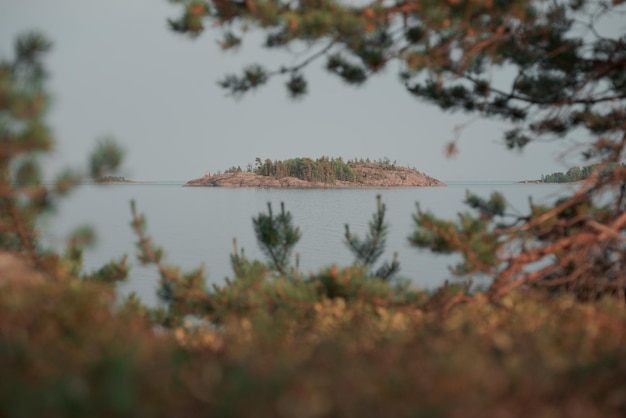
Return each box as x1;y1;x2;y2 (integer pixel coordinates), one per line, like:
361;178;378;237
0;0;600;182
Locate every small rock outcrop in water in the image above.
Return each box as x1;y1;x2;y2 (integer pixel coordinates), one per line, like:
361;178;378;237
184;162;445;188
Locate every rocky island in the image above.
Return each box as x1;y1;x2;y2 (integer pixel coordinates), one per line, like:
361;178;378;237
185;158;445;188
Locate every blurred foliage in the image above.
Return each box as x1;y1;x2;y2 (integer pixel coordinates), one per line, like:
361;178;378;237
169;0;626;301
0;278;192;418
4;267;626;417
167;0;626;151
0;32;128;284
3;0;626;414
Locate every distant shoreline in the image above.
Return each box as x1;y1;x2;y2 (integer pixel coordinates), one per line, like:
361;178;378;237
518;180;545;184
80;180;153;185
517;180;585;184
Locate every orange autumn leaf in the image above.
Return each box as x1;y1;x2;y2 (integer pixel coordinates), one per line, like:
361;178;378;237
190;4;204;16
445;141;459;157
288;19;298;31
246;0;257;15
364;7;376;19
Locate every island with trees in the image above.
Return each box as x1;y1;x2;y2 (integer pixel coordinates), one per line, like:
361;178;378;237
185;157;445;188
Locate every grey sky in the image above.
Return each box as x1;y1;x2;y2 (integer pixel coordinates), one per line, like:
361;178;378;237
0;0;590;182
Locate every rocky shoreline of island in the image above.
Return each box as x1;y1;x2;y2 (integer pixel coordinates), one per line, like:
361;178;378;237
184;161;445;188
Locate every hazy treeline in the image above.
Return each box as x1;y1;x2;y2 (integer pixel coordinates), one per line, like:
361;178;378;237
95;175;128;183
256;157;362;183
541;163;625;183
224;157;389;183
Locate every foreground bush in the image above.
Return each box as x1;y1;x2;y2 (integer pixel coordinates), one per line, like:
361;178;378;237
150;287;626;418
3;263;626;418
0;256;210;418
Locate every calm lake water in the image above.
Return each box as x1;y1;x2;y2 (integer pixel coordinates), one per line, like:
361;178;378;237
41;181;578;306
